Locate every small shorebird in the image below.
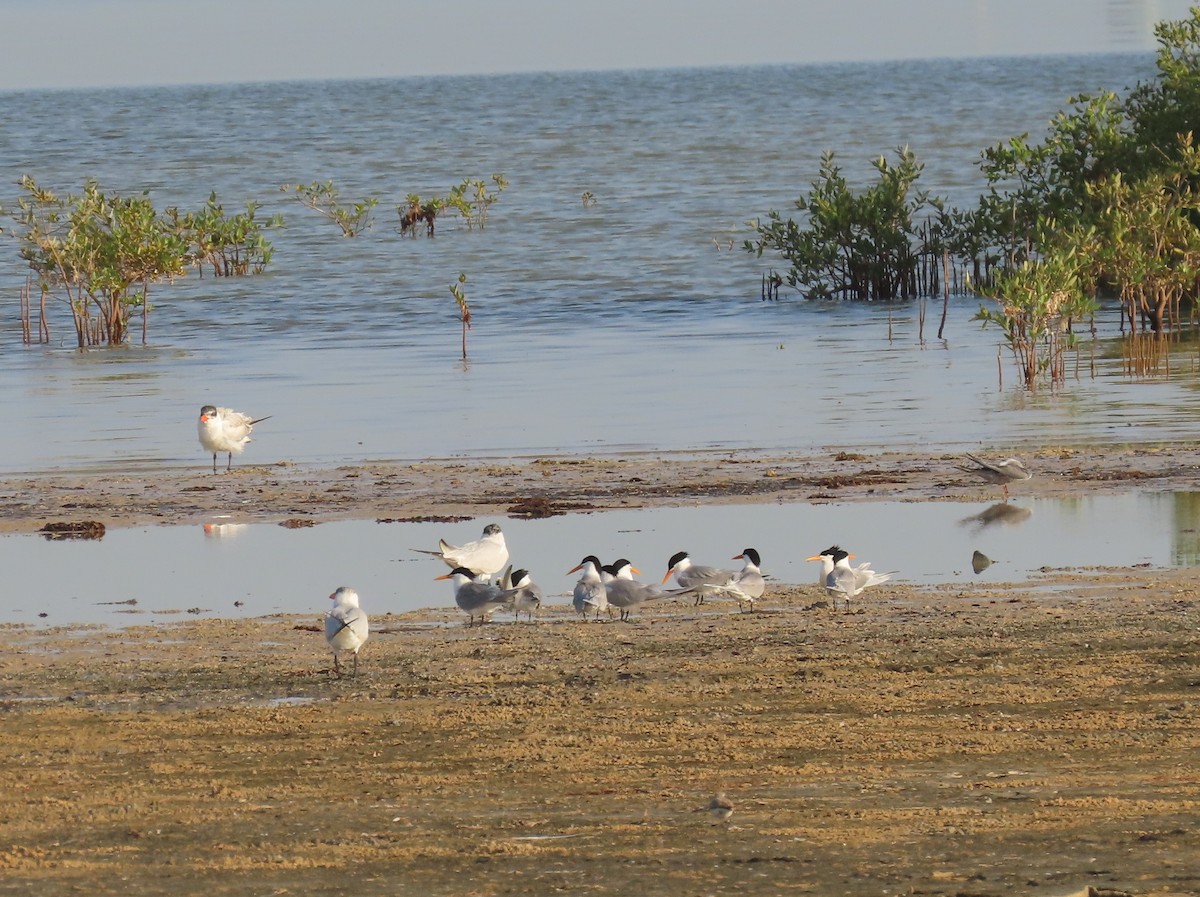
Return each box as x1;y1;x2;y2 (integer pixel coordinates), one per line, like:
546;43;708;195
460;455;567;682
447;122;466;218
436;567;512;626
413;523;509;579
197;405;270;473
569;555;609;620
807;545;896;612
955;452;1032;500
324;586;369;677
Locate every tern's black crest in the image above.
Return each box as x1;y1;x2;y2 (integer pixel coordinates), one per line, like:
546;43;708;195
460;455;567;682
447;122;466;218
667;550;689;569
199;404;217;416
820;545;842;557
510;568;529;583
482;523;502;536
739;548;761;566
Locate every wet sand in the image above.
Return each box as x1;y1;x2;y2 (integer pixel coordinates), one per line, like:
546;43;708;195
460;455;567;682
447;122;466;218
0;444;1194;535
2;446;1199;895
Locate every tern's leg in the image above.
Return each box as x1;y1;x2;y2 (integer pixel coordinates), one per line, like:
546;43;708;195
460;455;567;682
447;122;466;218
211;453;217;474
226;452;233;472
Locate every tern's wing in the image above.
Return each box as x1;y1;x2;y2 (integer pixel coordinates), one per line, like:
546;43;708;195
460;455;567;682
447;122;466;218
732;569;766;599
684;565;737;590
854;566;896;590
963;452;1005;475
828;566;860;597
326;607;367;647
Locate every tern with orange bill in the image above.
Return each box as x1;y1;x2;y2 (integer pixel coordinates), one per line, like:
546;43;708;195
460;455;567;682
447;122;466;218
806;545;896;612
197;405;270;473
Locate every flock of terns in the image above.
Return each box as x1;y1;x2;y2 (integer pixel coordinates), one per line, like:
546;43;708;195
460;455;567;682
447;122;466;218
194;405;1034;679
321;525;901;678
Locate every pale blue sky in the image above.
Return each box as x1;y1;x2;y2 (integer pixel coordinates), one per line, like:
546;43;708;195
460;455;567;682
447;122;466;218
0;0;1194;91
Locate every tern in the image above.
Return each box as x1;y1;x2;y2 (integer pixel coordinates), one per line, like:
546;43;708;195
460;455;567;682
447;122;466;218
436;566;511;626
413;523;509;578
500;565;542;622
603;558;671;622
197;405;270;474
806;545;895;612
324;586;369;677
661;551;738;606
725;548;766;612
955;452;1032;500
568;555;609;621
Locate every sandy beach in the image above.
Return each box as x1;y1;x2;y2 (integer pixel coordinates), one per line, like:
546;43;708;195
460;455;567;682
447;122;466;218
1;446;1198;895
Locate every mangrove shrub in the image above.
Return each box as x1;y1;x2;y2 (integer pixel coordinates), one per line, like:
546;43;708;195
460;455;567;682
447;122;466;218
745;147;942;300
10;176;189;347
165;192;282;277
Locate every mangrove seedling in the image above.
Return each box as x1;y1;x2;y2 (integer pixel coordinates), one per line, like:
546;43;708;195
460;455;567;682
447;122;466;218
398;194;447;237
449;273;471;359
280;181;378;237
448;174;509;230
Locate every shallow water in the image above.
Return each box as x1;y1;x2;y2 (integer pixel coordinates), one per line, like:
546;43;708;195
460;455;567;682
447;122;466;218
3;54;1197;476
8;491;1199;627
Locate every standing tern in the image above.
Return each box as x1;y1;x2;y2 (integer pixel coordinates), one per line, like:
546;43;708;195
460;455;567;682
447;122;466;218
725;548;766;612
955;452;1032;500
603;558;671;622
413;523;509;578
197;405;271;474
806;545;896;612
324;586;369;677
661;551;738;606
569;555;609;621
436;566;512;626
501;565;542;622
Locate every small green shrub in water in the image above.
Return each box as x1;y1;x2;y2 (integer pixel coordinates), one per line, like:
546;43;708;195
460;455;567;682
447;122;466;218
8;176;189;347
397;194;447;237
974;241;1095;391
745;147;943;301
165;192;282;277
449;273;471;359
280;180;378;237
1082;134;1200;334
448;174;509;230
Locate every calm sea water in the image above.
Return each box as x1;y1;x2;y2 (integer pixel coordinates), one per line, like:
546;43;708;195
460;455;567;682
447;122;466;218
8;492;1200;626
1;54;1192;476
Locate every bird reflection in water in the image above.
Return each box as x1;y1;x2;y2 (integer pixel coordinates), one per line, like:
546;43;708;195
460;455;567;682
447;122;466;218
959;502;1032;531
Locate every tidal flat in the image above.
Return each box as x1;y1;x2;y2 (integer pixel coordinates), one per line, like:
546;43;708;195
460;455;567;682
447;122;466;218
1;446;1198;895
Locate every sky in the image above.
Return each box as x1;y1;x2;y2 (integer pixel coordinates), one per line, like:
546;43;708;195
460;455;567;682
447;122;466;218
0;0;1195;91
